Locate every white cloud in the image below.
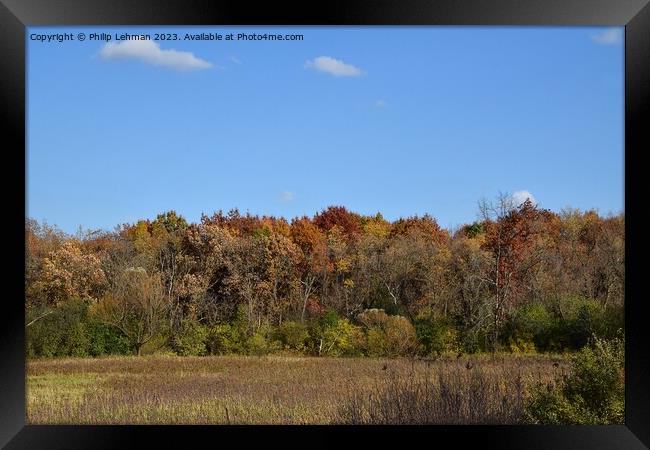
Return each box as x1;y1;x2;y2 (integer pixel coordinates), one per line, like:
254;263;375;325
99;39;212;70
511;190;537;207
229;56;242;64
304;56;363;77
280;191;295;202
591;28;623;45
375;99;388;108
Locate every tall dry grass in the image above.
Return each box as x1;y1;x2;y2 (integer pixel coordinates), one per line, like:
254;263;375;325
337;360;530;424
27;354;567;425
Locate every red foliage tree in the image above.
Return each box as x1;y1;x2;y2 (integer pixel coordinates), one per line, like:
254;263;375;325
313;206;363;241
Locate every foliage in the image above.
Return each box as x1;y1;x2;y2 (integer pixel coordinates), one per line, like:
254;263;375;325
556;297;623;349
316;317;365;357
525;335;624;424
25;200;624;358
503;303;555;352
33;242;106;306
273;321;309;351
358;309;418;357
26;300;89;358
247;325;280;356
92;270;168;355
414;319;462;355
173;320;208;356
84;321;131;357
205;324;247;355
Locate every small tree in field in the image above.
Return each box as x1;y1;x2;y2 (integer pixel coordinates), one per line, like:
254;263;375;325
92;268;168;355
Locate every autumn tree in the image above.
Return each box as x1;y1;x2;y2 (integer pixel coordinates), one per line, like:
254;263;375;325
25;220;69;308
149;211;192;339
390;214;449;245
259;230;300;324
34;241;107;306
226;235;269;330
322;225;357;315
448;231;493;347
179;222;237;323
290;217;330;322
479;194;552;349
93;268;167;355
378;228;450;318
314;206;363;241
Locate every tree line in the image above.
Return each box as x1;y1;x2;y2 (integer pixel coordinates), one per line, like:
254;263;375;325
25;194;624;357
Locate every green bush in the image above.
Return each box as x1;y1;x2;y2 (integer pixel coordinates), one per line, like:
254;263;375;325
247;325;279;356
174;320;208;356
503;299;624;353
503;303;556;352
318;309;341;329
273;321;309;352
414;319;462;356
458;328;490;354
556;297;624;350
27;300;134;358
316;317;365;357
525;335;624;424
26;300;90;358
205;323;247;355
85;321;131;356
26;312;63;357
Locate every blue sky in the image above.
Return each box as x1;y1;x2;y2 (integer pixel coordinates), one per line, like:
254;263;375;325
27;26;624;234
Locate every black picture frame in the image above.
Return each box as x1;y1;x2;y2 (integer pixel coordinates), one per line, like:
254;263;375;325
2;1;648;448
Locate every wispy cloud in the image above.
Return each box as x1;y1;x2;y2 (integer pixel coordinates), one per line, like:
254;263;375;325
99;40;212;71
304;56;363;77
229;56;242;64
279;191;295;202
511;190;537;206
375;99;388;108
591;28;623;45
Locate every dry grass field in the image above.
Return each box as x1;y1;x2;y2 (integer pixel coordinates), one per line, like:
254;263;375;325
27;354;569;425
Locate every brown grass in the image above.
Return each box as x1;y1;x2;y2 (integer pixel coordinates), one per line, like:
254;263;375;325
27;354;568;424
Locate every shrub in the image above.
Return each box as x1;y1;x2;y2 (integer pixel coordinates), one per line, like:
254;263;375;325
358;309;417;357
524;335;624;424
561;298;603;349
507;337;537;354
458;328;490;354
273;321;309;352
85;321;131;356
318;318;365;357
357;308;390;328
553;297;623;350
414;319;462;356
246;325;279;356
174;320;208;356
205;323;247;355
502;303;556;352
26;300;90;358
318;309;341;329
139;330;172;355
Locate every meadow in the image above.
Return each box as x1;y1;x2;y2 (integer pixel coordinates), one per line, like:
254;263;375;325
27;354;569;425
